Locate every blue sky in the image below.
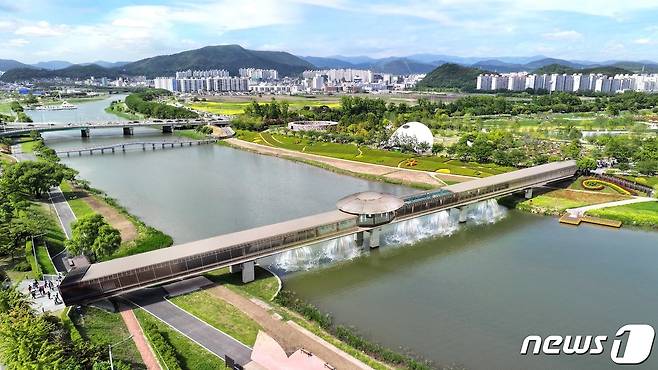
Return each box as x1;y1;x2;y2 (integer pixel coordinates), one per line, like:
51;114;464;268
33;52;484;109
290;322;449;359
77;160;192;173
2;0;658;63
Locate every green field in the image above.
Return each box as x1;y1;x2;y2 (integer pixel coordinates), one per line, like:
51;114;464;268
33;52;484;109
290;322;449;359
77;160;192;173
134;309;228;370
70;307;146;369
587;201;658;228
237;130;513;177
35;244;56;275
190;98;340;115
514;188;629;215
204;266;279;302
60;181;95;218
20;139;39;153
169;290;262;346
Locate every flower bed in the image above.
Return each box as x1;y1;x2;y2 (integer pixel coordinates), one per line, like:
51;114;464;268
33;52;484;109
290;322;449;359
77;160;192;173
581;178;633;195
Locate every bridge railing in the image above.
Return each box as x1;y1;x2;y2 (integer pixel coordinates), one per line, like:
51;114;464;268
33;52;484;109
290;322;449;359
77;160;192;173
59;214;357;305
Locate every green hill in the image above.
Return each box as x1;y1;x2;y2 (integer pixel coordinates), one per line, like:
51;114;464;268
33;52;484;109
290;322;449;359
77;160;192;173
533;63;632;75
415;63;486;91
118;45;314;77
0;64;120;82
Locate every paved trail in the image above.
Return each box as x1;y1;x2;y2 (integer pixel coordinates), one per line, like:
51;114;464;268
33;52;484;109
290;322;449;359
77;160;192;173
119;308;161;370
567;197;657;216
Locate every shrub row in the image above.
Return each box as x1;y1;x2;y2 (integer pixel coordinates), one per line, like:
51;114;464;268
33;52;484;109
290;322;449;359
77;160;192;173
142;321;183;370
582;178;633;195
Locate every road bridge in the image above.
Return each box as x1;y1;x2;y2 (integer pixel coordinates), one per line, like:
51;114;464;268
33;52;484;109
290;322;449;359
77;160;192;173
0;118;229;138
56;139;217;156
59;160;577;306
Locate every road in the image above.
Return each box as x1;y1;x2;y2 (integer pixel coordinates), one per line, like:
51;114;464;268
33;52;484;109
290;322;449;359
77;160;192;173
11;144;76;273
124;288;253;366
567;197;658;216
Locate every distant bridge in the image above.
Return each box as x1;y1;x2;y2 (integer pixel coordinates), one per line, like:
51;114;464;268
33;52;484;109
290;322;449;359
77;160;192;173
56;139;217;156
0;118;230;138
59;160;577;306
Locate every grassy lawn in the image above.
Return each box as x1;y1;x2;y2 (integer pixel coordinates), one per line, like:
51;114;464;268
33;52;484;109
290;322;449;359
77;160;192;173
134;308;228;370
236;130;513;177
20;139;39;153
70;306;146;369
516;189;629;215
190;98;340;115
105;101;143;120
35;244;56;275
0;256;33;283
174;129;209;140
60;181;95;218
169;289;262;346
0;153;16;164
204;266;279;302
587;201;658;228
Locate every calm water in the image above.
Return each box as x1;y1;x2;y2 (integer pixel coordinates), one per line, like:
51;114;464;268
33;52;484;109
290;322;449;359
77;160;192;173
44;130;410;243
283;213;658;370
26;94;128;123
40;100;658;369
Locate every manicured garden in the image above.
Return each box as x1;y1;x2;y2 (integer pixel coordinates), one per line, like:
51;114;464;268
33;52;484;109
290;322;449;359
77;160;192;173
570;176;635;195
236;130;514;177
514;189;629;215
190;98;340;115
587;201;658;228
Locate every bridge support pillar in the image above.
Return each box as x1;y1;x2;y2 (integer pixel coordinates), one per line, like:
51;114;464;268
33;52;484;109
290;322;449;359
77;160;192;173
458;206;469;223
241;261;255;283
162;125;173;134
368;228;381;249
111;147;115;153
122;127;134;136
229;263;242;273
80;128;90;138
355;231;364;247
525;188;533;199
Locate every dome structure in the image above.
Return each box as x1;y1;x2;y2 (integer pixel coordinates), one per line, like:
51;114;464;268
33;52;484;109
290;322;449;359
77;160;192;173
337;191;404;215
389;121;434;151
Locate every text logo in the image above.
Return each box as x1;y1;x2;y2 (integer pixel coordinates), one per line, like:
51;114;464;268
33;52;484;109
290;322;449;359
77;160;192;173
520;324;655;365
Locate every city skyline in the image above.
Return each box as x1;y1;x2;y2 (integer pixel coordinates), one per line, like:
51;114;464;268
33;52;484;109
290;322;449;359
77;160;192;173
3;0;658;64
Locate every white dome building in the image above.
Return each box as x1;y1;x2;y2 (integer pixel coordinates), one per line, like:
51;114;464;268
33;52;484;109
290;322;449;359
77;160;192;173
389;121;434;152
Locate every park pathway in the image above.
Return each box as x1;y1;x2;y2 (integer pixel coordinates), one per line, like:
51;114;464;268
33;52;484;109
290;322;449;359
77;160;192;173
567;197;658;216
119;308;162;370
124;288;253;366
208;285;374;370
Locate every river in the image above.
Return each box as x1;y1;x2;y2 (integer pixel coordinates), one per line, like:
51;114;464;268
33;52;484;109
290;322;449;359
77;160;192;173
26;94;129;123
39;98;658;369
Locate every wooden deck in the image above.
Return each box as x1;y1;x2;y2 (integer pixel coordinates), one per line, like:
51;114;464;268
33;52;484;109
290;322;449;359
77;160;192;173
559;214;622;228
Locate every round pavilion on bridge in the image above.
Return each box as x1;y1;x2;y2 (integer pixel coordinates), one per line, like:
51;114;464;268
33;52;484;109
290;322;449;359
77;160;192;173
336;191;404;227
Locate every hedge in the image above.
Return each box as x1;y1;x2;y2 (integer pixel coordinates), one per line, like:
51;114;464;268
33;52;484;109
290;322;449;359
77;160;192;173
141;321;183;370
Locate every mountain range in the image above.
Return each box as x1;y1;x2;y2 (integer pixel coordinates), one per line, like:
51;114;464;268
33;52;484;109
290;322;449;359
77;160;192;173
2;44;658;83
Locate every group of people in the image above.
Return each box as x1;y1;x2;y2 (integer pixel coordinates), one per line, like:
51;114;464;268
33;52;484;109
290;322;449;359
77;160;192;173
27;275;63;306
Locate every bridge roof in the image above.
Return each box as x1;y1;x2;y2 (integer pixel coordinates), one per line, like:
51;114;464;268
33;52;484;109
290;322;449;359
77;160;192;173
77;210;355;283
441;160;576;194
337;191;404;214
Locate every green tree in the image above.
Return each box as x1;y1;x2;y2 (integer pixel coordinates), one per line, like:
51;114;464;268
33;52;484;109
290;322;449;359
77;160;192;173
0;161;70;198
576;157;597;172
67;214;121;259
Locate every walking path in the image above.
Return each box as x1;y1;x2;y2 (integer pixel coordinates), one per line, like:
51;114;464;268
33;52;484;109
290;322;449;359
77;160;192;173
226;138;474;187
11;144;78;273
119;308;161;370
208;285;374;370
567;197;658;216
124;288;253;366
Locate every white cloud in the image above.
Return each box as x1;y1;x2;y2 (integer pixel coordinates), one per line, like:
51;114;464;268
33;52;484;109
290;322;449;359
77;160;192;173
14;21;67;37
634;38;653;45
542;30;583;41
8;38;29;47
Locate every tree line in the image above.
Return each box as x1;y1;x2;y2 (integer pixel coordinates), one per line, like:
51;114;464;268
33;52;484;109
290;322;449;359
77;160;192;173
124;89;198;119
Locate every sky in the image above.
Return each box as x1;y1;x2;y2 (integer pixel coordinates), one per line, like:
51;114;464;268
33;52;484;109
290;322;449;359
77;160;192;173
2;0;658;64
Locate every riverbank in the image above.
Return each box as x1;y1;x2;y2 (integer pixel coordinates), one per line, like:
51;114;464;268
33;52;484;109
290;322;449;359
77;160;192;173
105;100;143;120
225;137;445;190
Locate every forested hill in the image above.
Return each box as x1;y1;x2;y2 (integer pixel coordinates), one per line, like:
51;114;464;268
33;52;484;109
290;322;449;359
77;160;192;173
533;63;633;75
118;45;314;78
415;63;486;91
0;64;120;82
0;45;315;81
